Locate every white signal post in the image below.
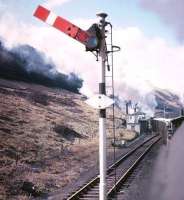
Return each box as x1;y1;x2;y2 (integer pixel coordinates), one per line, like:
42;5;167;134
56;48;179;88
98;13;108;200
86;13;111;200
34;6;114;199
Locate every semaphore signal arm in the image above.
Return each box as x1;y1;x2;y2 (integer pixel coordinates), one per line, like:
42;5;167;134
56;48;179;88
33;5;102;52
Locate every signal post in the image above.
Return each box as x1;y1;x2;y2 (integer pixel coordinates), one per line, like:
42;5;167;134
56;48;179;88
34;7;114;200
98;13;108;200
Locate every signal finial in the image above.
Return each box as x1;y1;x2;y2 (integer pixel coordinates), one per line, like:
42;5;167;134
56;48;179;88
97;13;108;19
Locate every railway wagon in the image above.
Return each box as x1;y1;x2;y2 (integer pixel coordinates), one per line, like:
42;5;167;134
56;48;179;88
151;118;169;144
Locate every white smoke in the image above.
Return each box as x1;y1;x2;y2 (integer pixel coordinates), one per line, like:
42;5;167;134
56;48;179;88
117;83;157;116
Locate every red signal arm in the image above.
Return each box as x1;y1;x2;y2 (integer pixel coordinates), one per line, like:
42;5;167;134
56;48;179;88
33;5;90;45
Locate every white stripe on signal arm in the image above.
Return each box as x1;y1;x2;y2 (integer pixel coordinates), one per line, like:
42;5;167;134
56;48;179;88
46;12;57;25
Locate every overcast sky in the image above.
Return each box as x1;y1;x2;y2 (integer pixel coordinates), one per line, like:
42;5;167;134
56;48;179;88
0;0;183;102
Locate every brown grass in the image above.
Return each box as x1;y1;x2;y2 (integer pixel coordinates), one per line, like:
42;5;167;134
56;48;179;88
0;79;130;199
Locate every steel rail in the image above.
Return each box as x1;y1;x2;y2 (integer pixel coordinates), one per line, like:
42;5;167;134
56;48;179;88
107;136;161;198
66;135;160;200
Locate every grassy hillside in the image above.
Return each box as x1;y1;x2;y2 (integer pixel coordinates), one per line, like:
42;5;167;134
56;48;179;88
0;78;123;200
154;89;183;118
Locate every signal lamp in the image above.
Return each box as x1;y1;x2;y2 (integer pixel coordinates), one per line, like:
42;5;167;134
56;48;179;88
86;23;102;51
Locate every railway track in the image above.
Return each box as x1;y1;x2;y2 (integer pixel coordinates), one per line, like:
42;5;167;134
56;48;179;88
66;135;161;200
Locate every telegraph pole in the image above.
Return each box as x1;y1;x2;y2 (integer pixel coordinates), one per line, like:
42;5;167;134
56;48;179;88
97;13;108;200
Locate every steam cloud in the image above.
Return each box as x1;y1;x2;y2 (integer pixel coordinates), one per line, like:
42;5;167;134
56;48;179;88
139;0;184;41
148;122;184;200
117;84;158;117
0;40;83;93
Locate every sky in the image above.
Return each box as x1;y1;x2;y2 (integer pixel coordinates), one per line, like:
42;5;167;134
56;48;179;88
0;0;184;108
